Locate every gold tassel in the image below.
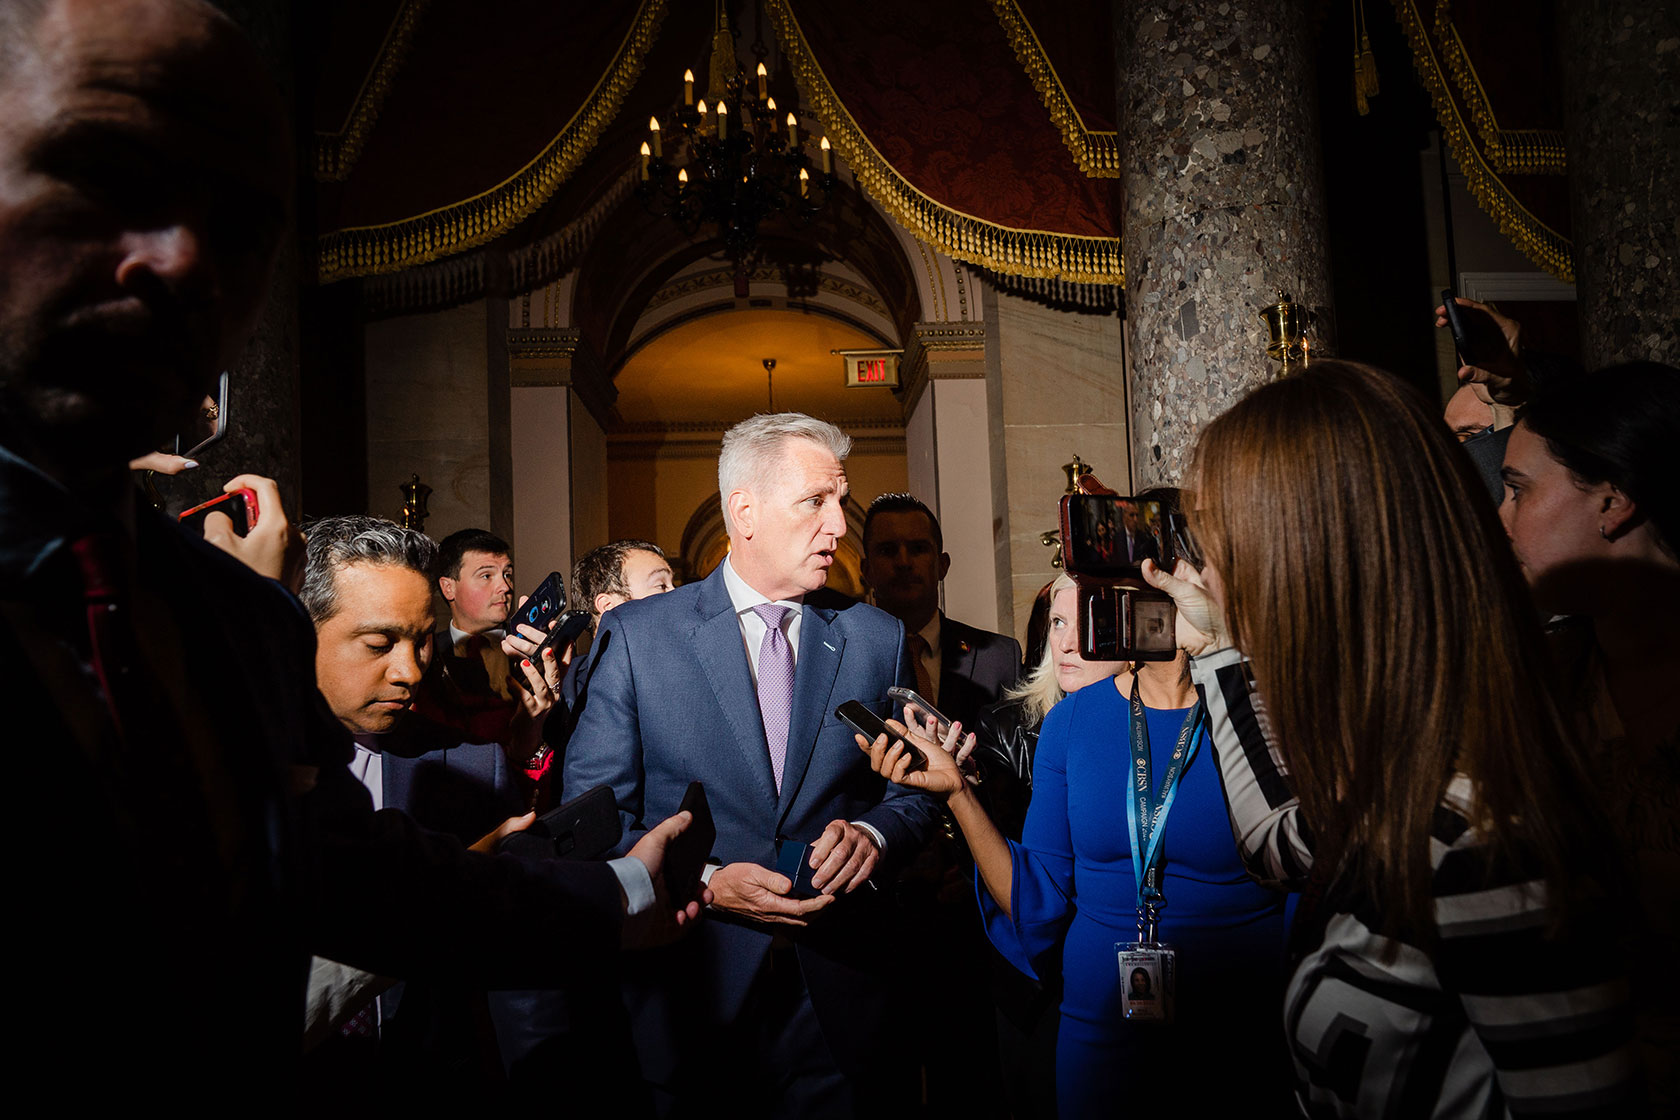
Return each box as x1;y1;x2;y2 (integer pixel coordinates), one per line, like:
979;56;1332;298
1354;58;1369;115
1360;32;1380;96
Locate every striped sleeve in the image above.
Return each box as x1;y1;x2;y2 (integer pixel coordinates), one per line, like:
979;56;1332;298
1430;813;1642;1117
1190;646;1315;890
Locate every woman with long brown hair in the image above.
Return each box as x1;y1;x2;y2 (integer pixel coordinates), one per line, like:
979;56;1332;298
1132;360;1640;1115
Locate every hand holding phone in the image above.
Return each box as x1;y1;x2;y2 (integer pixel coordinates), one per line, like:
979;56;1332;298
660;781;716;907
836;700;926;773
179;488;257;537
505;572;567;635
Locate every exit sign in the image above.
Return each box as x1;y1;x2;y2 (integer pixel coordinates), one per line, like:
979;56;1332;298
842;351;901;388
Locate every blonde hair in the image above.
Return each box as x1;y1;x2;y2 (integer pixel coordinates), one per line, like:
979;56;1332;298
1005;574;1077;726
1192;361;1605;939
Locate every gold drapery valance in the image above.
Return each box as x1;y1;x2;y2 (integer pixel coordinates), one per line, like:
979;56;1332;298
765;0;1123;286
989;0;1120;178
1392;0;1573;281
313;0;431;182
314;0;665;282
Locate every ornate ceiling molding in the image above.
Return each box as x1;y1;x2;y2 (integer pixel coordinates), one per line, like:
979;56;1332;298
765;0;1124;287
1392;0;1573;281
989;0;1120;178
313;0;431;182
315;0;666;283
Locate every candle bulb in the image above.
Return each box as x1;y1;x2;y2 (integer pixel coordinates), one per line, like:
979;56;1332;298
648;116;661;158
820;135;832;175
639;141;650;181
799;167;809;198
717;101;727;140
683;68;694;106
757;62;768;100
767;97;777;115
786;112;798;147
678;168;688;184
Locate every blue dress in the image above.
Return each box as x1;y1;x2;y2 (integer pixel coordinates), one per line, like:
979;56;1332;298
980;680;1290;1116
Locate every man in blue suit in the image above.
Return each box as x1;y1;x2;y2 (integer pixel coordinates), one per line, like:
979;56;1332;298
565;413;939;1116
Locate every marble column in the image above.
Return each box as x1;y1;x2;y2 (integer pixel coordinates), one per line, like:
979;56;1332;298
1117;0;1332;486
1557;3;1680;368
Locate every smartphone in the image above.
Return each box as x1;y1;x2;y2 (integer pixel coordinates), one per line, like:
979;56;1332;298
512;608;594;693
497;784;622;862
178;488;258;537
836;699;927;774
177;370;230;458
660;781;716;906
773;839;821;899
1441;289;1497;367
505;571;566;635
887;686;954;742
1061;495;1172;578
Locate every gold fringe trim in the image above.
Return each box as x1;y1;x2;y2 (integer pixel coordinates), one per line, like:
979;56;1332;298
1435;2;1567;175
314;0;432;182
765;0;1122;286
315;0;666;283
989;0;1120;178
1391;0;1573;282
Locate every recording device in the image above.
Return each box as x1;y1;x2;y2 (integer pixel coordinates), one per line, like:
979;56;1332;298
529;608;594;666
836;699;928;773
1059;491;1178;661
177;370;230;459
505;571;567;635
774;839;823;899
1440;289;1503;368
662;781;716;905
887;686;954;742
496;784;622;862
178;487;258;537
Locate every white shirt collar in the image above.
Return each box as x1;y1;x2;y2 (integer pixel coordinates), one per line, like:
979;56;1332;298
915;611;942;652
721;554;804;616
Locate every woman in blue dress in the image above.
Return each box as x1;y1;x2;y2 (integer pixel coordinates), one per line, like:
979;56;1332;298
862;516;1293;1117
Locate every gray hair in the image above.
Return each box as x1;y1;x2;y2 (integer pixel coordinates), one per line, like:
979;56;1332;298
717;413;852;535
299;515;438;624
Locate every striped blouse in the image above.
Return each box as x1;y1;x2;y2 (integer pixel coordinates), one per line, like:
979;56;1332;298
1191;647;1642;1118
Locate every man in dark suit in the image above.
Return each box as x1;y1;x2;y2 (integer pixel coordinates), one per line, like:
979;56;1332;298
0;0;700;1099
564;414;939;1116
860;493;1022;730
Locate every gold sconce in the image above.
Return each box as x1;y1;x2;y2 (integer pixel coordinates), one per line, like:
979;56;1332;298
1258;290;1313;374
399;473;432;531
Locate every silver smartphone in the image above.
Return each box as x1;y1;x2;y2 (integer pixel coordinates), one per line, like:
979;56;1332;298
887;685;954;742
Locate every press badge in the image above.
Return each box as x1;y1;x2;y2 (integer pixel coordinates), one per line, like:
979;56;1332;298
1117;942;1175;1022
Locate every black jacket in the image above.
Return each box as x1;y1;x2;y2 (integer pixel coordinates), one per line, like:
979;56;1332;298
972;695;1042;842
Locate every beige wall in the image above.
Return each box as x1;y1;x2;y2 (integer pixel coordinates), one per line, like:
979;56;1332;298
510;385;571;586
365;301;492;536
986;288;1129;642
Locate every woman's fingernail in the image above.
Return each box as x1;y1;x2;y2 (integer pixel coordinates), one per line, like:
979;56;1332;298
181;459;199;469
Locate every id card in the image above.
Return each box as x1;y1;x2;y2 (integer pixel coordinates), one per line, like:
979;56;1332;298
1117;943;1175;1022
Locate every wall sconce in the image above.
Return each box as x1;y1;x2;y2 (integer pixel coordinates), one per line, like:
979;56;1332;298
399;473;432;531
1258;290;1313;374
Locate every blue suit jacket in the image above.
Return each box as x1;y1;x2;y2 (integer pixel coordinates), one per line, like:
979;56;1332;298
563;563;939;1078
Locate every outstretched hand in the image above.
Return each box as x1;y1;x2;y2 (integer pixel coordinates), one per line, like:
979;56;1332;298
1140;558;1227;657
856;718;964;796
1433;297;1528;405
622;810;713;949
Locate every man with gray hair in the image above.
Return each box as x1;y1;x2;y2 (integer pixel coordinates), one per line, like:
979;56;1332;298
566;412;937;1114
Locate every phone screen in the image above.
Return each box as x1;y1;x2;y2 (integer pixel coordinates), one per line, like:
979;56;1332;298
1065;496;1168;577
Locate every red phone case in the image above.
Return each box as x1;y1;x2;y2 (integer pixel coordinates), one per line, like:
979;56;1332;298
178;488;260;532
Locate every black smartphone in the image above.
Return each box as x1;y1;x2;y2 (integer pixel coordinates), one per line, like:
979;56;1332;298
512;609;594;693
497;784;622;861
836;699;927;773
661;781;716;906
1061;495;1172;578
178;488;257;537
774;839;822;899
505;571;566;635
1441;289;1499;367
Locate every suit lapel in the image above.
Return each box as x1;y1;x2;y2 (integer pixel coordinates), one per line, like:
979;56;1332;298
941;619;978;691
690;572;779;805
777;604;844;824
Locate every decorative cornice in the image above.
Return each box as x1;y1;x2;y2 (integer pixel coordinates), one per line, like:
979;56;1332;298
643;266;891;320
508;326;581;364
313;0;431;182
315;0;666;282
1392;0;1572;281
899;321;989;414
989;0;1120;179
1435;4;1566;175
764;0;1123;287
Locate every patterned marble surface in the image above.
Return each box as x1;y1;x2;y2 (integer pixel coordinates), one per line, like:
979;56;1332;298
1118;0;1333;486
1559;3;1680;367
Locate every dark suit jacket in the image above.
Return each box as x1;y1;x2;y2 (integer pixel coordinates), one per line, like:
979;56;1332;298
0;441;623;1100
937;615;1024;731
563;563;939;1081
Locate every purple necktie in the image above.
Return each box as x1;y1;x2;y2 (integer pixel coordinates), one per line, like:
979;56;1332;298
751;604;795;792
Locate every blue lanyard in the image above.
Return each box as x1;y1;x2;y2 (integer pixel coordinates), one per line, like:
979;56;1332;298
1123;676;1205;925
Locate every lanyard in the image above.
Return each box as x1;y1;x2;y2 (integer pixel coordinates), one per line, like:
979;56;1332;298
1123;676;1205;936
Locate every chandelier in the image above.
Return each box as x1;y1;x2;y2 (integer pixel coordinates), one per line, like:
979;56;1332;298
636;11;836;296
